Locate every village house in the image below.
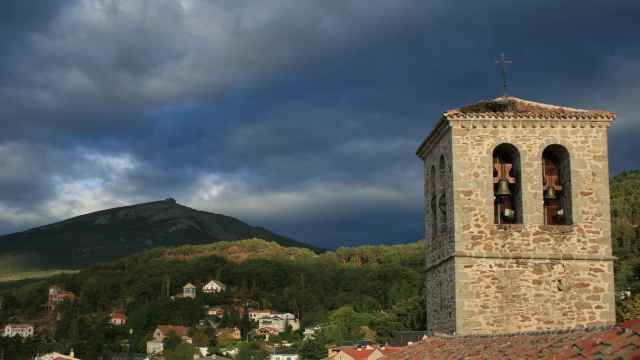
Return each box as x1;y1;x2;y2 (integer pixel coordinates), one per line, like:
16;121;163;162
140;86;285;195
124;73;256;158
332;347;384;360
249;309;275;321
331;346;401;360
46;285;76;311
256;326;279;338
110;310;127;326
206;306;224;317
278;312;296;320
269;352;299;360
183;282;197;298
3;323;34;338
303;325;321;340
258;316;300;334
146;325;191;355
202;280;226;293
36;350;80;360
218;326;242;340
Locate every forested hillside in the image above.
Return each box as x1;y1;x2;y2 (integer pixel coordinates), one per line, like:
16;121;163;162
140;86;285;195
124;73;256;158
0;239;425;359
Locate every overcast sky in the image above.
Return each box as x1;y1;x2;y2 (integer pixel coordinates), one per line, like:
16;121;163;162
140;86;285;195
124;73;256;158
0;1;638;248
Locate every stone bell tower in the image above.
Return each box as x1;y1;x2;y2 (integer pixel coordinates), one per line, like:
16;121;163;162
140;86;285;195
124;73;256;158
417;96;616;335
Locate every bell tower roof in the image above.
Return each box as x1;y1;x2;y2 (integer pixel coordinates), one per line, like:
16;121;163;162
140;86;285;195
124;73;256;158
444;96;615;121
418;96;615;157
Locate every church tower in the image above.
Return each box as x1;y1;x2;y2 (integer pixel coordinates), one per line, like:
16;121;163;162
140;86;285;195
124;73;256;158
417;96;616;335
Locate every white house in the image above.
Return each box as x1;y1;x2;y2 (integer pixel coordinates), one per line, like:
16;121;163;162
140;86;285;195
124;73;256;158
36;350;80;360
258;316;300;333
279;313;296;320
183;283;197;298
303;326;321;340
202;280;226;293
270;354;299;360
249;309;275;321
3;323;34;338
146;325;191;354
207;306;224;317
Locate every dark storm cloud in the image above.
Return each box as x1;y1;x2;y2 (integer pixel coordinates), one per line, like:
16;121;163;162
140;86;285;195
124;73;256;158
0;0;639;247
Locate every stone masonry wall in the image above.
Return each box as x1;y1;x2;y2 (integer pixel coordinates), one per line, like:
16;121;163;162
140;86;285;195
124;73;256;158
450;122;612;256
423;125;456;333
455;257;615;335
450;120;616;335
426;258;456;333
424;127;455;267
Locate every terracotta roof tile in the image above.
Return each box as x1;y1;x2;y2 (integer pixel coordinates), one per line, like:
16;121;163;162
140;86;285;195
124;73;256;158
383;322;640;360
341;348;378;360
444;96;615;121
158;325;189;337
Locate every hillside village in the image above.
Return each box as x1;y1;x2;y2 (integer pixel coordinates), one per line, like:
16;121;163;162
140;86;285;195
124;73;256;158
1;268;414;360
0;237;427;360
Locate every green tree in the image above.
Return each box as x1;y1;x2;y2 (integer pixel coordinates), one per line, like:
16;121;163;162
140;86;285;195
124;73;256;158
163;330;182;352
237;341;267;360
299;338;327;360
166;342;199;360
239;308;253;338
190;329;210;347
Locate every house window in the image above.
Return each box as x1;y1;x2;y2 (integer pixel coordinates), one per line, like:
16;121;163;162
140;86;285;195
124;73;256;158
493;143;522;224
542;144;572;225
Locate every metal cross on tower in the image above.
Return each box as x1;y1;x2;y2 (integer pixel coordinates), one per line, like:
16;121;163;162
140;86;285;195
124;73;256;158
495;53;512;96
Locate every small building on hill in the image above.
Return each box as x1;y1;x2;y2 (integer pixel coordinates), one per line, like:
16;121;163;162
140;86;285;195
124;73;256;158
270;351;300;360
258;316;300;334
206;306;225;317
249;309;275;321
183;283;197;298
218;326;242;340
146;325;191;355
3;323;34;338
110;310;127;326
331;346;401;360
36;350;80;360
332;347;384;360
203;280;226;293
46;285;76;311
256;326;280;337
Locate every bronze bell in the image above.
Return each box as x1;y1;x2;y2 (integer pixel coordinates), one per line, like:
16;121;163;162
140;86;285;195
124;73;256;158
544;186;556;200
495;178;511;196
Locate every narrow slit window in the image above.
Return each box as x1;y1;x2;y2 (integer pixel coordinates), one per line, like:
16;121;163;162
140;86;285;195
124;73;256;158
438;156;447;233
430;165;437;241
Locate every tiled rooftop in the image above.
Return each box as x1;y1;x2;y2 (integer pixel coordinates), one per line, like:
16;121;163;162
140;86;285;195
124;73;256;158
383;321;640;360
444;96;615;120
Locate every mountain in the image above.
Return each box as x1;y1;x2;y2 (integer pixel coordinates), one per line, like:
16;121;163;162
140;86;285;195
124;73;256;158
0;198;316;271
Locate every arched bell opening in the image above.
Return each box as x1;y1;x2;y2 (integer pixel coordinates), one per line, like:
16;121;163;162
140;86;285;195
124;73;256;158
493;143;523;224
542;144;573;225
